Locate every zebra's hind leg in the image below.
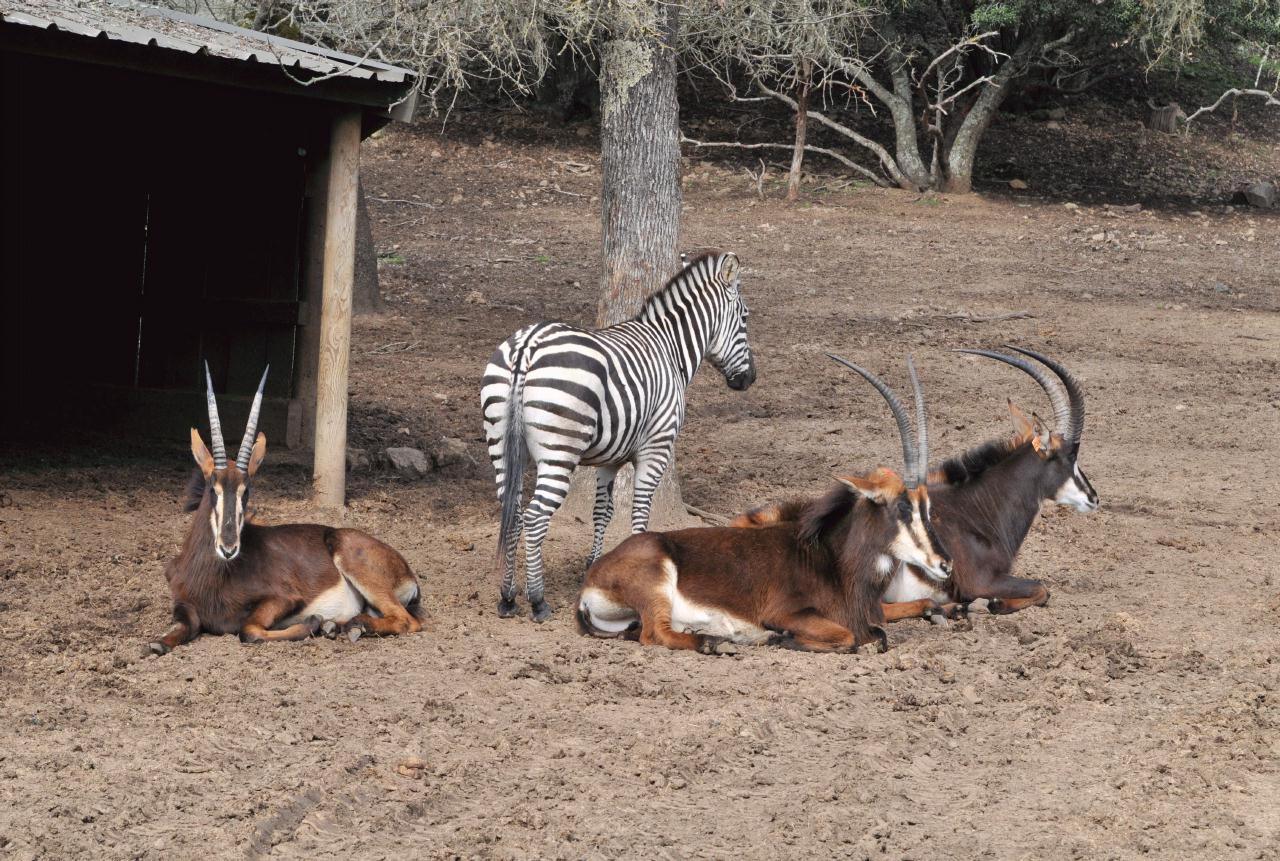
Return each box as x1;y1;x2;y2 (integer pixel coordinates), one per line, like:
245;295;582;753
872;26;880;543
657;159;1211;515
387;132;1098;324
497;512;522;618
523;463;573;623
586;465;619;571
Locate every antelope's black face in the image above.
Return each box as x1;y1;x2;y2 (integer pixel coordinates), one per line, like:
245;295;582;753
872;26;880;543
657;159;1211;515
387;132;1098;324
190;427;267;562
208;469;250;560
1051;449;1098;513
706;255;756;391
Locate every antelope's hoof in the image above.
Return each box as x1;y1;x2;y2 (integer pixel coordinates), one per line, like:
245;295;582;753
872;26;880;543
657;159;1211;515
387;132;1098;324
530;601;553;624
239;632;263;645
987;598;1007;615
146;641;169;656
698;636;733;656
303;615;325;636
926;610;949;627
343;620;368;643
496;597;519;619
949;602;971;620
873;626;890;653
1040;590;1051;607
321;620;340;639
967;598;992;614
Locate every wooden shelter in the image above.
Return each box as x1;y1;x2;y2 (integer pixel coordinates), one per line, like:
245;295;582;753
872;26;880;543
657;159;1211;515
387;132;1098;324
0;0;416;507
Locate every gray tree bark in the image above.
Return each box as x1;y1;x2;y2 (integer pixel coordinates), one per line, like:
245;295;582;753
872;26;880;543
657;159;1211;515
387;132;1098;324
352;177;383;314
563;1;690;535
787;60;811;202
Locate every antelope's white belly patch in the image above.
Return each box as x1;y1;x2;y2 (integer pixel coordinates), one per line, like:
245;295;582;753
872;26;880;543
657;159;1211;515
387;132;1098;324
882;565;949;604
284;580;363;625
663;560;771;645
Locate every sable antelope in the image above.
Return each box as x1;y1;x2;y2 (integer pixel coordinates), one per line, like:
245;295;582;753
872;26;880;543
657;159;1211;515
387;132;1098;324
577;356;951;654
733;345;1097;622
147;366;423;655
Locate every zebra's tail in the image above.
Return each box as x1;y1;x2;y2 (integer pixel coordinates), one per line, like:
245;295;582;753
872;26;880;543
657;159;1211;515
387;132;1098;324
496;353;527;571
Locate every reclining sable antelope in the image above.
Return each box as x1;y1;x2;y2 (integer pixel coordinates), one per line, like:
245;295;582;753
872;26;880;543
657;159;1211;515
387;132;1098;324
731;345;1098;623
576;356;951;654
147;366;424;655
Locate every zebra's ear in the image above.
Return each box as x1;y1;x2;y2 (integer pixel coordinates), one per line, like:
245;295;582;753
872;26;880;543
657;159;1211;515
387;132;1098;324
718;253;740;293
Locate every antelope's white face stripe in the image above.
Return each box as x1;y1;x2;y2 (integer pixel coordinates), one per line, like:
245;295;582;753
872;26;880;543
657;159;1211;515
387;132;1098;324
664;560;771;645
883;564;950;604
1054;464;1098;512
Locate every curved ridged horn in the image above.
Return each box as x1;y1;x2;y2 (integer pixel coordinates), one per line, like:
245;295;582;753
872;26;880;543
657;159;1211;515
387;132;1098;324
906;355;928;486
1003;345;1084;449
204;361;228;470
954;348;1071;443
235;366;269;471
827;354;920;488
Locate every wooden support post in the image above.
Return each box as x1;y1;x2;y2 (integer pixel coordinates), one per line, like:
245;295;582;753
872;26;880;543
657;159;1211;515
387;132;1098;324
312;108;361;509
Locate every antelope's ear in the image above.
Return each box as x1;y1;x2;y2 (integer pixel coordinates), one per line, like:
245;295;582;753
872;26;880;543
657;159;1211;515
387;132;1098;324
719;252;740;290
247;433;267;477
1028;412;1056;458
191;429;215;477
837;468;903;504
1008;400;1036;439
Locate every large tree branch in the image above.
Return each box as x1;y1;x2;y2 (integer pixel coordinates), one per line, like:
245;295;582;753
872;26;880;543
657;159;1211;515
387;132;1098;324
681;135;893;187
752;81;910;188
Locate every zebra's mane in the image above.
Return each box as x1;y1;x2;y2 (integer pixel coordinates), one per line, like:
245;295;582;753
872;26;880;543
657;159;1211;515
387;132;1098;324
636;252;725;321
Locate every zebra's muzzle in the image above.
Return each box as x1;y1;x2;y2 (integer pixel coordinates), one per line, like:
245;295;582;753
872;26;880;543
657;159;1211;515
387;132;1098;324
726;357;756;391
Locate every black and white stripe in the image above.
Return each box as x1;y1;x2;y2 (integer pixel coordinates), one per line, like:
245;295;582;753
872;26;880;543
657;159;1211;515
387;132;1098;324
481;251;756;621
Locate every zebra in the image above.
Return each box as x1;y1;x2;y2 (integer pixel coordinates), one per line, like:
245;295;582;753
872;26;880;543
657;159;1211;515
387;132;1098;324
481;251;757;622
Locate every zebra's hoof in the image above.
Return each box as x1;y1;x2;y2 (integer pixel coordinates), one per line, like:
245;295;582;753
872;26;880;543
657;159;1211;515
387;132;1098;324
530;601;553;624
496;598;519;618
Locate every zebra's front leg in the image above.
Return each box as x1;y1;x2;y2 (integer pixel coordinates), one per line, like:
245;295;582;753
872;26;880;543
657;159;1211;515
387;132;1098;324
586;465;619;571
630;448;674;533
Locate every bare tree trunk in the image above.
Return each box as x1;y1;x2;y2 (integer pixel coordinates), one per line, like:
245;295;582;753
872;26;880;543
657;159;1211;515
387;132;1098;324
787;60;811;202
564;1;688;534
943;49;1027;193
352;177;383;314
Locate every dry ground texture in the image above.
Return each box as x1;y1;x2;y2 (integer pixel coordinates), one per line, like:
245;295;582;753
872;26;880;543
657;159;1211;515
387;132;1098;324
2;108;1279;859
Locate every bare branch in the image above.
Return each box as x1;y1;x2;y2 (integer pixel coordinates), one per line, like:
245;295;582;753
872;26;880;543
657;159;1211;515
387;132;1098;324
681;134;891;187
1184;87;1280;130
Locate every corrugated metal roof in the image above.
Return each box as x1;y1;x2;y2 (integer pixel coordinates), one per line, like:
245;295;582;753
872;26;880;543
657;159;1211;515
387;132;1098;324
0;0;415;85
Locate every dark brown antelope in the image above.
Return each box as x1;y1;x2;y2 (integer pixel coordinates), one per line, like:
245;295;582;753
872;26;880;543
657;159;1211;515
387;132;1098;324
147;366;423;655
576;356;952;654
733;345;1098;622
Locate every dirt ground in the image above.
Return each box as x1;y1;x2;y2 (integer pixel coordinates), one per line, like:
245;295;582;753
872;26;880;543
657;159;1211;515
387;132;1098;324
2;110;1278;860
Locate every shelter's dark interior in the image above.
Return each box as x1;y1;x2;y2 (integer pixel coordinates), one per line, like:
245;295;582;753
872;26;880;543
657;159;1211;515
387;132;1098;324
1;47;327;444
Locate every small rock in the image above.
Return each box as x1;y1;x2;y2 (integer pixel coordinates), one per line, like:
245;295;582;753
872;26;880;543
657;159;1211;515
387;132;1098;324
429;148;443;159
1238;182;1276;209
669;776;687;790
1090;232;1106;242
1009;178;1028;190
1212;282;1230;294
1045;107;1066;121
960;685;982;704
431;437;475;470
574;125;591;138
1045;120;1062;131
1063;202;1079;210
449;193;464;205
346;447;372;472
464;290;486;305
386;447;430;476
